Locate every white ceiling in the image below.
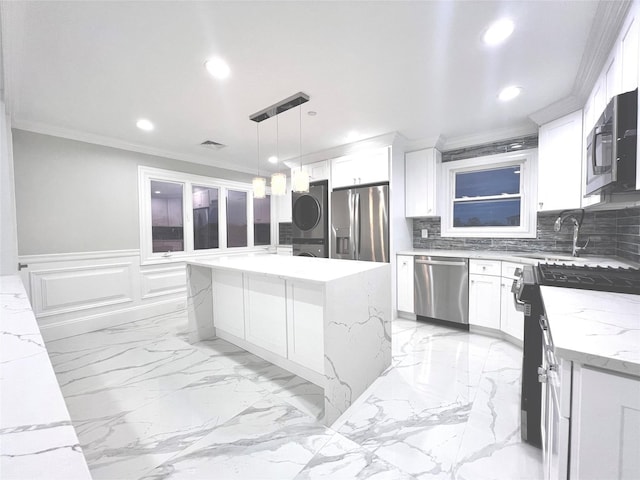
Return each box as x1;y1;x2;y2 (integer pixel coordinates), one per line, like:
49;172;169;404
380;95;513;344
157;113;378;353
0;1;618;175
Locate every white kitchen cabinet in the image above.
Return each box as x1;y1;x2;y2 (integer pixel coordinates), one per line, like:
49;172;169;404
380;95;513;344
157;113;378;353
244;274;287;357
500;262;524;341
167;198;183;226
286;282;324;373
405;148;441;217
331;147;389;188
212;270;245;338
291;160;329;185
569;365;640;480
620;9;639;94
538;110;583;212
396;255;414;313
469;259;500;330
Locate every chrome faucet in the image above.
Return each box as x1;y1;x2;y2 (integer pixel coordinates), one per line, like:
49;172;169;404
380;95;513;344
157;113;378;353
554;209;589;257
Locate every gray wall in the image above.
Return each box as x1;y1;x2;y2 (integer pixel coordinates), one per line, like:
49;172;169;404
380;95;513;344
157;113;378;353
12;129;253;255
1;102;18;274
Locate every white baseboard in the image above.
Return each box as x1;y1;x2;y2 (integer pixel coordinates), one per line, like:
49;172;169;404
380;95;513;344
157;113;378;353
40;297;186;342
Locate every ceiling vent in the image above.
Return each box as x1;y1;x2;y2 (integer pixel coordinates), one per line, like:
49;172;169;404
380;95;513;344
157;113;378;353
200;140;226;150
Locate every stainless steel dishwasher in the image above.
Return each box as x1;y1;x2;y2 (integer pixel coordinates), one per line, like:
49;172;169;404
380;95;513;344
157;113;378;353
414;256;469;328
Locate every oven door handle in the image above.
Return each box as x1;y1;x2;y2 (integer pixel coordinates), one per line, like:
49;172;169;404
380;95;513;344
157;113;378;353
511;279;530;314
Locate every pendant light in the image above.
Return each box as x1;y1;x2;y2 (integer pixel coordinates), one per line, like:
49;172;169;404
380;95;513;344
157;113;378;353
270;114;287;196
253;122;266;199
292;103;310;193
249;92;310;194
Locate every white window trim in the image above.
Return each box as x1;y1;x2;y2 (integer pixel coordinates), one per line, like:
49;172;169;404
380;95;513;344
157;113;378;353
138;166;272;264
440;150;538;238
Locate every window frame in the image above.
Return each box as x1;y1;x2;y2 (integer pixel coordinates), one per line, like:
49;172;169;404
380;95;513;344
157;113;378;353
139;166;273;264
440;150;538;238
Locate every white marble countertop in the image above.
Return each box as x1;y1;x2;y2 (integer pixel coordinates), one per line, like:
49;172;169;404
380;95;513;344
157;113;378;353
541;286;640;377
0;275;91;479
187;253;388;283
397;248;637;268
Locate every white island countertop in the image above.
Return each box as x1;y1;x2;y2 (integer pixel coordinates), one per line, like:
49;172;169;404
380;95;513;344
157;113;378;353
0;276;91;479
188;253;387;283
541;286;640;377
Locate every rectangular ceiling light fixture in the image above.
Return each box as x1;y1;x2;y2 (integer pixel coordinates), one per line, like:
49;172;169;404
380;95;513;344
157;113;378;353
249;92;310;123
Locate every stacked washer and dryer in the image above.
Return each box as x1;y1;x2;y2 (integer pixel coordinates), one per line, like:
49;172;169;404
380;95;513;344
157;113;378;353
291;180;329;257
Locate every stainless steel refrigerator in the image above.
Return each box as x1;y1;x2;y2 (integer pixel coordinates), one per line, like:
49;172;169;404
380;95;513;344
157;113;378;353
331;183;389;262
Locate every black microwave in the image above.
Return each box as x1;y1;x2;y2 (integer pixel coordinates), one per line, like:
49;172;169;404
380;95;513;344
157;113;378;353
585;88;637;196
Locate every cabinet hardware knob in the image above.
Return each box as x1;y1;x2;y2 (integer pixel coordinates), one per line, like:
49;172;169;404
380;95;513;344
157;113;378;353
539;202;543;209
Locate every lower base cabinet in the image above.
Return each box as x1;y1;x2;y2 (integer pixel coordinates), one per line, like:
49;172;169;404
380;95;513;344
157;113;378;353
245;274;287;357
212;270;245;338
286;282;324;373
469;273;501;329
568;364;640;479
212;271;324;374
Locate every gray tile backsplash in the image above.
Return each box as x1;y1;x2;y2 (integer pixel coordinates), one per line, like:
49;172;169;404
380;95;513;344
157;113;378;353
278;222;292;245
412;207;640;263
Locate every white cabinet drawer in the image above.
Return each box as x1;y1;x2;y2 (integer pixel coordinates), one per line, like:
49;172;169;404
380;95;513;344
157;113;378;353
469;259;501;276
501;261;523;279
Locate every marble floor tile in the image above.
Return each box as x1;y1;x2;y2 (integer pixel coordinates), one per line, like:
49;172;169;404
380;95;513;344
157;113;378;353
142;396;334;480
294;432;417;480
80;372;267;479
48;315;542;480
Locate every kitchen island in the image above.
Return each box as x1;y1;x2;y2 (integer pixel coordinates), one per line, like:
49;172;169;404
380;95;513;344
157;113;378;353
186;254;392;426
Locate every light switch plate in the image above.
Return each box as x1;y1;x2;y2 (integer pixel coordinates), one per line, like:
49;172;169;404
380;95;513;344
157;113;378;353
421;229;428;238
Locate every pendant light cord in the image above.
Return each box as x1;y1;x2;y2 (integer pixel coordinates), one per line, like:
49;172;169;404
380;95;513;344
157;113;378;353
299;103;302;171
256;122;260;177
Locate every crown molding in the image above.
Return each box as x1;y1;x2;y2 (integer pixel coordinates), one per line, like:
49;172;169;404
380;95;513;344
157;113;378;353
572;0;633;102
528;95;584;126
12;119;257;176
439;123;538;151
404;135;445;153
283;131;402;167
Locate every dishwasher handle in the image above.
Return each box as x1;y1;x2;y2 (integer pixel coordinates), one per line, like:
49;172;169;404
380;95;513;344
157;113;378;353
415;259;467;267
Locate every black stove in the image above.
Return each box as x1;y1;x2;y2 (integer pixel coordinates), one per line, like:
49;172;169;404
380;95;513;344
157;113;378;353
536;263;640;295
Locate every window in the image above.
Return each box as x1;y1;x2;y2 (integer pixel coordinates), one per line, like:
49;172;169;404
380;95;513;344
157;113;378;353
441;150;537;238
226;189;247;248
139;166;272;262
192;186;219;250
151;180;185;253
253;195;271;246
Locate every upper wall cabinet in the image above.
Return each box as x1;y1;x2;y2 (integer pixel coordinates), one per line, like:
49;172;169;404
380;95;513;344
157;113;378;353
331;147;389;189
538;110;583;211
405;148;441;217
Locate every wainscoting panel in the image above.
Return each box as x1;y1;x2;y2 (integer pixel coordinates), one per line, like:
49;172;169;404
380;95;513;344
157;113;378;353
141;264;187;300
31;262;134;317
18;250;188;339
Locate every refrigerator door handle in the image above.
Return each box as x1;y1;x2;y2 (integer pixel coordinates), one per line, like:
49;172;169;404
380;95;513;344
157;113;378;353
354;192;361;260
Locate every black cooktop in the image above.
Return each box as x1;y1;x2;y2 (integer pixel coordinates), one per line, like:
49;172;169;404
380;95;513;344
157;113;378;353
537;263;640;295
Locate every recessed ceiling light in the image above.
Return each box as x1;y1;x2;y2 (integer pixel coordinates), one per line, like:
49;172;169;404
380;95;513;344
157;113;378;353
268;156;278;164
498;85;522;102
307;111;317;116
154;190;161;194
346;131;359;142
483;18;514;46
205;57;230;80
136;119;154;131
